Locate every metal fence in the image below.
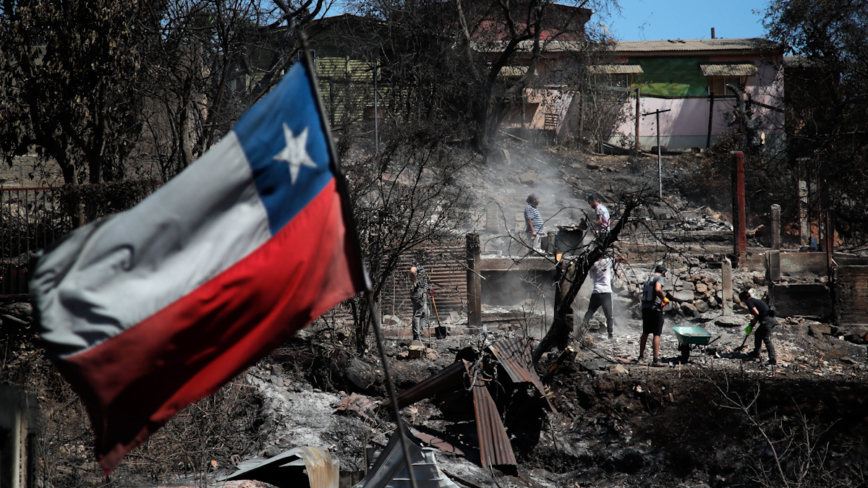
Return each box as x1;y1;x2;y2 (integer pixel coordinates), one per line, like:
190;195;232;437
1;182;161;297
1;187;73;296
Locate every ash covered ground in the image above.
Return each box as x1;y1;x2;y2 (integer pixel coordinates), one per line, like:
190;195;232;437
3;142;867;488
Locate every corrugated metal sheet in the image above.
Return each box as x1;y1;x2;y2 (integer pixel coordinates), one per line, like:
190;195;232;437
700;63;758;77
290;446;340;488
222;446;339;488
387;361;466;409
588;64;643;75
614;38;780;54
467;361;517;469
488;338;556;413
354;434;423;488
355;434;459;488
380;242;468;318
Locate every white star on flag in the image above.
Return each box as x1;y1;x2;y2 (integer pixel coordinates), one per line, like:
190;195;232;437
273;123;317;185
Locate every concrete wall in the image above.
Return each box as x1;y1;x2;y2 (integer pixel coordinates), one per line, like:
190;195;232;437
835;266;868;327
742;252;868;276
770;282;832;319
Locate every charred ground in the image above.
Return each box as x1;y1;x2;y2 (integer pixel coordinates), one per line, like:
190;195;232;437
2;143;868;487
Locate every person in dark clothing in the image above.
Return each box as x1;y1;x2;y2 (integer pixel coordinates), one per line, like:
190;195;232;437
639;264;670;365
409;266;429;341
740;290;777;365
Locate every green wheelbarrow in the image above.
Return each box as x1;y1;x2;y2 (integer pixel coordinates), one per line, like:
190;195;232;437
672;326;720;364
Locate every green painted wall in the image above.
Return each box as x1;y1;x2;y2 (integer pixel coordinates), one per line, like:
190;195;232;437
629;57;709;96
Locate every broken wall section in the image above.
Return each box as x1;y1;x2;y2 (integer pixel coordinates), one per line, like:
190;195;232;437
835;265;868;327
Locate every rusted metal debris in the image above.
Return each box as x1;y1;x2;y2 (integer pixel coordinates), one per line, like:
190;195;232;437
409;427;465;456
222;446;339;488
355;434;459;488
378;338;562;471
465;360;518;469
385;361;465;409
335;393;379;422
487;337;557;413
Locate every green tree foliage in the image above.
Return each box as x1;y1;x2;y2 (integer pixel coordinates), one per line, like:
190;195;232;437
763;0;868;241
0;0;145;184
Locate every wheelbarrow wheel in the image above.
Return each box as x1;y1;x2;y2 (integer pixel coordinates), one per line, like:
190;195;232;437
680;344;691;364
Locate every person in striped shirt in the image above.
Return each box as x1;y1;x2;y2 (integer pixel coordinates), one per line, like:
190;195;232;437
524;193;544;252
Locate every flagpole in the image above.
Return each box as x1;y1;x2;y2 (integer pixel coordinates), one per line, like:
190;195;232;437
297;31;419;488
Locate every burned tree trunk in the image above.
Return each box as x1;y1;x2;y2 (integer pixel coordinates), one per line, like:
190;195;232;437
532;202;638;364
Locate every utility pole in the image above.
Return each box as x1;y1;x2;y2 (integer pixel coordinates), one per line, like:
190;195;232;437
642;109;671;198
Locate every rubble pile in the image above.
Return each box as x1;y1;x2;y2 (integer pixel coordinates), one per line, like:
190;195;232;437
664;214;733;233
612;266;765;319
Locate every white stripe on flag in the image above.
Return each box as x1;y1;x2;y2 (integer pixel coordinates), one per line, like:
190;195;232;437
33;133;271;357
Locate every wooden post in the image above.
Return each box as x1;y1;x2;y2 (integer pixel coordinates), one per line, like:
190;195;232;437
722;258;733;316
731;151;747;266
771;204;781;250
466;233;482;327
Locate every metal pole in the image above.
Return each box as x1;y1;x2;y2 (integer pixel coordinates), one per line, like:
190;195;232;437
367;293;419;488
656;110;662;198
706;91;714;149
641;109;670;200
374;64;379;153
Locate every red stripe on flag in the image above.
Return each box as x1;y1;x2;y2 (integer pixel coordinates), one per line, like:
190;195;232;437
57;178;363;473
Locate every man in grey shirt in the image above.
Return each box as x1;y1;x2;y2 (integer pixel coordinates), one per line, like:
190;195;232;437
524;193;544;252
409;266;428;341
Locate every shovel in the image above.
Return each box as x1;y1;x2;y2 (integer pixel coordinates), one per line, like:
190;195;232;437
428;290;443;347
737;323;754;352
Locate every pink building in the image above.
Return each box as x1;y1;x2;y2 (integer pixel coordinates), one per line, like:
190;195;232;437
604;38;785;150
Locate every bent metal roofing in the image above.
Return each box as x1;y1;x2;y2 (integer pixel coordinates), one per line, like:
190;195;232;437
614;38;781;54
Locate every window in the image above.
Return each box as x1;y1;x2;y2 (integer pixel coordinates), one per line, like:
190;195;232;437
699;63;757;96
596;74;631;88
708;76;743;96
588;65;642;89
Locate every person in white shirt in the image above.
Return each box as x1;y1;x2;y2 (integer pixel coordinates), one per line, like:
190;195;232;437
582;256;615;339
587;194;610;236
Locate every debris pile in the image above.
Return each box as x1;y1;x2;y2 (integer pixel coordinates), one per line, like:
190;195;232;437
664;214;733;232
612;266;765;319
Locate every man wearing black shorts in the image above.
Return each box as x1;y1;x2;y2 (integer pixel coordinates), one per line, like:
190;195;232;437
640;264;669;365
740;290;777;365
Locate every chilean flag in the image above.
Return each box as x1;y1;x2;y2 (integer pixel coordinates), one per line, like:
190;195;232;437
29;56;368;473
